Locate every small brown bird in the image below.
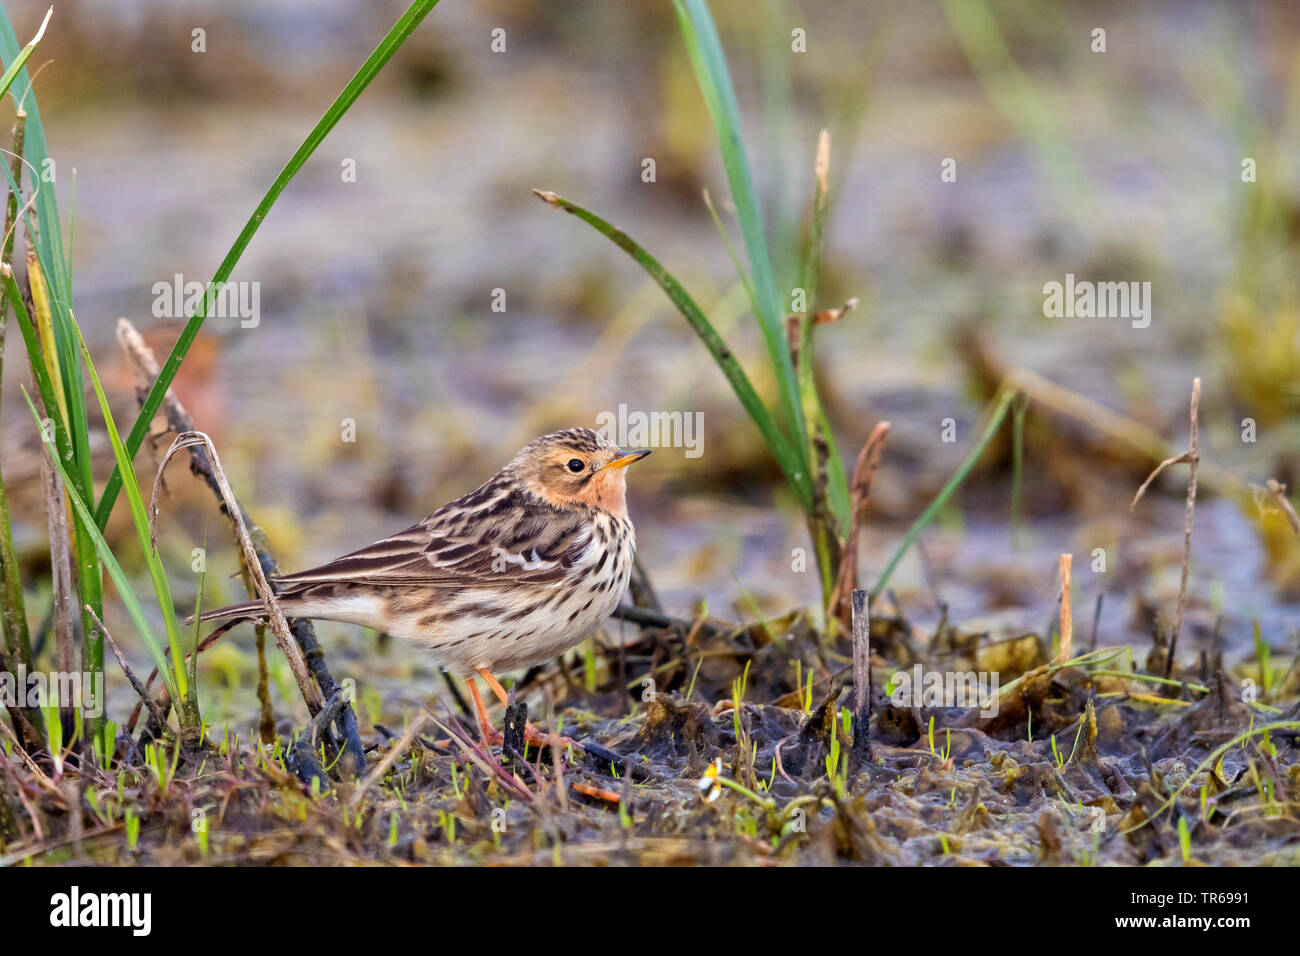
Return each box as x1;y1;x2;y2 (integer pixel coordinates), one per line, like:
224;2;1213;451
202;428;650;748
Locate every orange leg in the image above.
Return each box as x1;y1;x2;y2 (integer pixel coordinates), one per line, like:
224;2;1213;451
474;668;578;751
465;675;503;747
477;668;512;706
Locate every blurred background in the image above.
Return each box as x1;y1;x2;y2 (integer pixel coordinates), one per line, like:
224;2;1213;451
2;0;1298;724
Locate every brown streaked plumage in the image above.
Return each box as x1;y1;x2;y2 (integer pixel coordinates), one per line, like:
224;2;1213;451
201;427;650;747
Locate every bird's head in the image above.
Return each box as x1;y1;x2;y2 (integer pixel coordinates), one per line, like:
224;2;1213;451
509;427;650;517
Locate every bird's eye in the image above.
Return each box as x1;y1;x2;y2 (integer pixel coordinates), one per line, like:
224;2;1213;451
566;458;585;473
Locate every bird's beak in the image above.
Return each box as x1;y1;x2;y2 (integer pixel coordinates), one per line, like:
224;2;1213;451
599;448;651;471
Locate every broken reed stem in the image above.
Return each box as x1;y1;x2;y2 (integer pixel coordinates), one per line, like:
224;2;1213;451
851;587;871;755
830;421;890;632
1130;378;1200;679
1058;553;1072;666
1168;378;1200;678
37;399;77;736
253;622;276;745
0;106;44;749
117;317;364;774
151;431;322;715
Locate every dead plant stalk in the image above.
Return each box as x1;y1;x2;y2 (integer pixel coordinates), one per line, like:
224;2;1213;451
829;421;890;632
1058;553;1072;666
1130;377;1200;679
151;431;322;714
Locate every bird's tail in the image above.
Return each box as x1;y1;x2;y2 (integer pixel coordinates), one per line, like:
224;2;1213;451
194;600;268;625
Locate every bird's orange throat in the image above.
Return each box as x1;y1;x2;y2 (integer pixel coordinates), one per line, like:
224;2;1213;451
577;468;629;517
539;467;629;518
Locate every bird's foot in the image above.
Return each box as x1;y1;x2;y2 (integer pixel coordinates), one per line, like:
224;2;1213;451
473;716;574;754
523;721;577;752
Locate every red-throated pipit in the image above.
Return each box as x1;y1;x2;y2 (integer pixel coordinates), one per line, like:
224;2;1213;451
202;428;649;749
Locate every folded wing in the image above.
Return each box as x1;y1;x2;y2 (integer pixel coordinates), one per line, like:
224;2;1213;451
272;496;591;590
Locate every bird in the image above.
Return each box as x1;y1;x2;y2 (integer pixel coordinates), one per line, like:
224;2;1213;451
199;427;650;749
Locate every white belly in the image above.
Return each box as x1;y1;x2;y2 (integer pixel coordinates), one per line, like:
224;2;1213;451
394;521;634;675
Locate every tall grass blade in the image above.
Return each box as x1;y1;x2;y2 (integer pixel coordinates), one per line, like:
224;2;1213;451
795;131;850;534
1;268;70;483
0;7;50;106
94;0;443;529
0;139;106;707
0;7;73;298
874;387;1019;593
19;387;179;704
535;189;811;509
672;0;806;453
74;325;190;705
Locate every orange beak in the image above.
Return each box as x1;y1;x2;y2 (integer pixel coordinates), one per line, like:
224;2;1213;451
598;449;651;471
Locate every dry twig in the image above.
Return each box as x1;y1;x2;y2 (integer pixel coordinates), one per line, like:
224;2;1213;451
117;318;363;774
84;604;171;736
1130;378;1200;678
151;430;322;715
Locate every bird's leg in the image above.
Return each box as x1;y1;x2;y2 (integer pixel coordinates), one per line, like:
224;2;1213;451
476;668;512;705
475;667;578;751
465;675;503;747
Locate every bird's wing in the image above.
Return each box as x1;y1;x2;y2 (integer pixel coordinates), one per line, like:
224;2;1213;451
271;501;593;589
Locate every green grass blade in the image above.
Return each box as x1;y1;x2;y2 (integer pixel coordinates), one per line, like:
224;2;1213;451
817;405;850;532
1010;393;1027;545
1;268;69;461
94;0;443;530
1;268;66;727
797;133;830;395
794;132;850;535
0;127;95;505
74;324;188;701
672;0;806;453
535;189;811;509
0;6;50;102
0;7;72;295
0;118;93;509
0;146;105;700
20;386;178;704
701;188;757;308
191;526;208;690
30;265;93;503
874;387;1019;593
